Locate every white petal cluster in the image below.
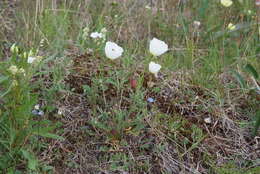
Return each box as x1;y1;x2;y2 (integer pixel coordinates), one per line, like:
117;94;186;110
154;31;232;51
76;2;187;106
149;38;168;56
149;62;161;77
105;41;124;60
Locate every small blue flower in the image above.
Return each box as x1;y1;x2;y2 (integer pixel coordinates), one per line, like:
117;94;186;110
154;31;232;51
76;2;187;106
38;110;44;116
32;109;44;116
147;97;155;103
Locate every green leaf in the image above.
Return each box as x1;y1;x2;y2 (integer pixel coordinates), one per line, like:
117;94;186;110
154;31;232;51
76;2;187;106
42;165;54;172
231;70;247;89
0;75;8;84
35;132;64;140
244;63;259;79
0;84;12;98
253;110;260;137
82;85;92;94
21;149;38;170
31;120;64;140
7;168;15;174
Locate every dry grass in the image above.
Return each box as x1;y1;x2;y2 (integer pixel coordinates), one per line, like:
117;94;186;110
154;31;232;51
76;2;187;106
34;52;259;173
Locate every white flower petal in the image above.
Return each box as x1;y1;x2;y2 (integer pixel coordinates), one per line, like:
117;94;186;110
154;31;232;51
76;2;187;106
149;61;161;75
149;38;168;56
105;41;124;60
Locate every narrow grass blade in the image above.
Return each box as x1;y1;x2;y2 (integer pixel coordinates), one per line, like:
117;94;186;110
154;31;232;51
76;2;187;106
231;70;247;89
244;63;259;79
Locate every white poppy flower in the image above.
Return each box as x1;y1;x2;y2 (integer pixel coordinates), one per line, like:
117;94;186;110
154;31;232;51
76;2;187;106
149;61;161;77
105;41;124;60
221;0;233;7
90;32;103;39
27;56;36;64
149;38;168;56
